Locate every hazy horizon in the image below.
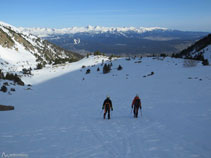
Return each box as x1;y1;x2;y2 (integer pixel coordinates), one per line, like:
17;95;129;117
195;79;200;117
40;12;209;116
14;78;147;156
1;0;211;32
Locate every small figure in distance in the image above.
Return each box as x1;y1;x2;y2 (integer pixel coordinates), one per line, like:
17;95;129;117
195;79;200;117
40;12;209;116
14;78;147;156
102;96;113;119
131;94;142;118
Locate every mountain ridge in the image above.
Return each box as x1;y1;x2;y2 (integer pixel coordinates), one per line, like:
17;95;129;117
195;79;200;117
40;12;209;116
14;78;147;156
19;26;169;37
175;34;211;64
19;25;209;55
0;21;82;73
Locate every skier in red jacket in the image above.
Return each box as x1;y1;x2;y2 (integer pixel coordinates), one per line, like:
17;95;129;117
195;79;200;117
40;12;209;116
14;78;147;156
131;94;142;118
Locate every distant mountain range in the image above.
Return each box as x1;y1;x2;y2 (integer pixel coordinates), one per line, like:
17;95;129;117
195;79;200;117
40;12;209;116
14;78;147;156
19;26;209;55
0;21;81;73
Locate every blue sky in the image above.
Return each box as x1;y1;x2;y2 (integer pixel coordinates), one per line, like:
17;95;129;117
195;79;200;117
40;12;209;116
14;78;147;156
1;0;211;31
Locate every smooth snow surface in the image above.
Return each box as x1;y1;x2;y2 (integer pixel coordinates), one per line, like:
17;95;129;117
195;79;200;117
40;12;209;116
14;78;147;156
0;44;37;72
0;56;211;158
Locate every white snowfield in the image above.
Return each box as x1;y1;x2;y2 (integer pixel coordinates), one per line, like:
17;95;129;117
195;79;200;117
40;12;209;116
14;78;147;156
19;26;168;37
0;56;211;158
0;22;37;72
0;44;37;72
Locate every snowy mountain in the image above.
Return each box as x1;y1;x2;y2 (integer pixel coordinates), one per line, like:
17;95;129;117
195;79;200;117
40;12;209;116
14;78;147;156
0;21;81;73
19;26;168;37
177;34;211;64
0;55;211;157
19;26;209;55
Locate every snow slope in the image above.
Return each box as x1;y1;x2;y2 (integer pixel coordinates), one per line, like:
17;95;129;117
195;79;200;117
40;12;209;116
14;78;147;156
0;43;37;72
22;56;109;85
0;56;211;158
188;44;211;64
201;45;211;63
0;22;37;71
199;45;211;63
0;21;81;73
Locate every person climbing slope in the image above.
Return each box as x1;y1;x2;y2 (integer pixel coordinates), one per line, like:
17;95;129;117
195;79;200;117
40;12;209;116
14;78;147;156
102;96;113;119
131;94;142;118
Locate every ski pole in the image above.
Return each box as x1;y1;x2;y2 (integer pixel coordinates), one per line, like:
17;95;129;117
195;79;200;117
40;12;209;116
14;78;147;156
131;105;133;114
141;108;143;117
130;106;133;118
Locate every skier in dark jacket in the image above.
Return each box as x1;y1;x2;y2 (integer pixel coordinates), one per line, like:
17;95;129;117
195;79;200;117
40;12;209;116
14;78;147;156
102;96;113;119
131;94;142;118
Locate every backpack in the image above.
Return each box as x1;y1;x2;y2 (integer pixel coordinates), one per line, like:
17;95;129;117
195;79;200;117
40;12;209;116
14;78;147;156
104;99;111;109
134;98;140;108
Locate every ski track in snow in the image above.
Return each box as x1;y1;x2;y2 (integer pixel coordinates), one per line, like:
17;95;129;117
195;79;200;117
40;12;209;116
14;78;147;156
0;56;211;158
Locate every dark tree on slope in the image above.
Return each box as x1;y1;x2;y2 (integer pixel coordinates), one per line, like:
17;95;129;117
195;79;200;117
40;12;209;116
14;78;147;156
171;53;180;58
160;53;167;57
36;63;43;69
202;59;209;66
0;85;7;93
22;68;32;75
86;69;91;74
103;64;111;74
117;65;123;70
4;73;24;86
94;51;104;56
0;69;4;79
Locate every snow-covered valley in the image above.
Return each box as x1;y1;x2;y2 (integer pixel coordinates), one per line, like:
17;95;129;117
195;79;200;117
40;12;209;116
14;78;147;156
0;56;211;158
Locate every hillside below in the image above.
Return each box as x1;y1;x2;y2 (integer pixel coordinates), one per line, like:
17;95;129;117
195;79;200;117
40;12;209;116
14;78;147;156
0;56;211;158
